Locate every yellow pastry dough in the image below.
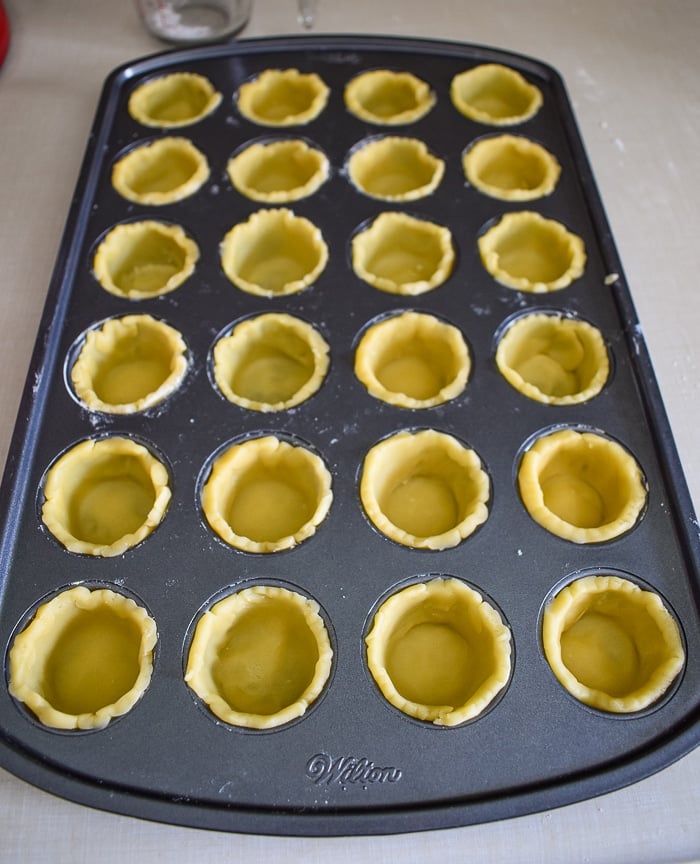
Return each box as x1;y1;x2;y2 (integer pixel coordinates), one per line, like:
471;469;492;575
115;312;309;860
212;313;329;411
236;69;330;126
542;575;684;712
112;137;209;205
347;136;445;201
495;312;609;404
71;314;188;414
185;584;333;729
360;429;489;550
463;134;561;201
9;585;157;730
451;64;543;125
478;211;586;293
220;208;328;297
227;139;329;203
201;435;332;553
354;311;469;408
128;72;222;128
351;212;455;295
344;69;436;125
41;437;171;556
93;220;199;300
518;428;647;543
366;578;511;726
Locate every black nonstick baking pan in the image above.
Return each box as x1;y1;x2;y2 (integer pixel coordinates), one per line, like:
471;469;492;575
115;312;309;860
1;35;699;836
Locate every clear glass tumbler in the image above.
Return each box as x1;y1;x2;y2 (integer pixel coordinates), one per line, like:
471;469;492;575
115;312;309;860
136;0;252;44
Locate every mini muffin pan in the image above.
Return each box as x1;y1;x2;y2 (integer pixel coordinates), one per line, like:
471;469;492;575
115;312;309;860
1;35;699;835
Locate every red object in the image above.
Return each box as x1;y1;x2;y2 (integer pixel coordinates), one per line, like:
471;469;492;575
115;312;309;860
0;2;10;68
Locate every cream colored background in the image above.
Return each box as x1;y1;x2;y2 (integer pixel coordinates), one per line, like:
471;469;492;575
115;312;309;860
1;1;699;861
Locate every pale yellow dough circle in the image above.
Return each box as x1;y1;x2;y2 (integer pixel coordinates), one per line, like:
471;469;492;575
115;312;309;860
366;578;511;726
518;428;647;543
347;136;445;202
237;68;330;126
42;437;171;557
128;72;222;128
227;139;329;203
344;69;436;125
201;435;333;553
9;585;157;730
495;312;609;404
360;429;490;550
71;314;188;414
479;211;586;293
93;220;199;300
542;575;685;713
351;211;455;295
112;137;209;205
451;63;543;125
463;134;561;201
355;312;470;408
185;584;333;729
212;313;330;411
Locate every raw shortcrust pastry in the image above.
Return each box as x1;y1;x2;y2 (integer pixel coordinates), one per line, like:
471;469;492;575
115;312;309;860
71;314;188;414
212;313;329;411
41;437;171;557
227;139;329;203
112;137;209;205
201;435;332;553
463;134;561;201
351;212;455;295
518;428;647;543
478;211;586;293
237;68;330;126
451;63;543;125
344;69;436;125
347;136;445;201
9;585;157;730
354;311;469;408
542;575;684;713
495;312;609;404
220;208;328;297
93;220;199;300
185;584;333;729
366;578;511;726
360;429;489;550
128;72;222;128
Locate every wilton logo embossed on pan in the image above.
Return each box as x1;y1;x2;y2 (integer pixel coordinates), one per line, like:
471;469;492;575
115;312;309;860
306;753;402;788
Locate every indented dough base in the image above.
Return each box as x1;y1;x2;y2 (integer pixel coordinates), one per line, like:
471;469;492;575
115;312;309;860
227;139;329;203
463;134;560;201
366;578;511;725
236;69;330;126
344;69;435;125
112;138;209;205
347;137;445;201
128;72;222;128
450;64;543;125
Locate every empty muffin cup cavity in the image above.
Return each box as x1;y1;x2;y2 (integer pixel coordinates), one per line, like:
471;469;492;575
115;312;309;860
451;64;543;125
8;585;157;730
344;69;436;125
71;315;188;414
227;139;329;203
41;437;171;557
479;211;586;292
212;313;330;411
128;72;222;128
518;428;647;543
463;135;561;201
93;221;199;300
351;212;455;295
220;208;328;297
347;137;445;201
112;138;209;205
185;584;333;729
360;429;490;550
366;578;512;726
355;312;470;408
201;435;333;553
236;68;330;126
496;312;609;404
542;575;684;713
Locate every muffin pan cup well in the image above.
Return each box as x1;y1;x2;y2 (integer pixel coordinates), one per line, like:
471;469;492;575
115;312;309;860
1;35;699;836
